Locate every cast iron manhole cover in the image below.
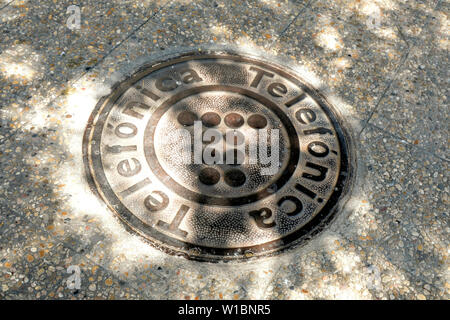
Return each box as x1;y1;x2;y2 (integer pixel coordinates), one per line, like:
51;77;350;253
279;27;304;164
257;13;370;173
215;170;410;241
83;50;352;261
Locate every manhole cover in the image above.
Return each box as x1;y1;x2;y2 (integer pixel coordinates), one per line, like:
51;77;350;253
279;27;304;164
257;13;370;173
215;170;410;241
83;50;352;261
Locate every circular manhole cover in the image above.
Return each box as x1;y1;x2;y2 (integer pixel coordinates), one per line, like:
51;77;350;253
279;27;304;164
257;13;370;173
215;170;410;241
83;50;353;261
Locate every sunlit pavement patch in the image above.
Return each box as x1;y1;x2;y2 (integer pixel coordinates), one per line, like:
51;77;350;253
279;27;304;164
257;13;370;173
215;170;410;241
83;50;354;261
0;0;447;300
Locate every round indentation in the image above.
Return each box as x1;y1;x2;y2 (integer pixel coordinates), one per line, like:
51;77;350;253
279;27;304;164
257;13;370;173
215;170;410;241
224;113;244;128
224;169;246;187
199;167;221;185
247;114;268;129
177;111;198;126
201;112;221;127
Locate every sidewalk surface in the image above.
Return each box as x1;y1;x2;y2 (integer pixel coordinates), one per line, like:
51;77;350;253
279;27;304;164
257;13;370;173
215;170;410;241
0;0;448;299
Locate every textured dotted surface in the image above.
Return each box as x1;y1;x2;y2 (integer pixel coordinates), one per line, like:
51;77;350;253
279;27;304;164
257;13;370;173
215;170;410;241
91;56;345;254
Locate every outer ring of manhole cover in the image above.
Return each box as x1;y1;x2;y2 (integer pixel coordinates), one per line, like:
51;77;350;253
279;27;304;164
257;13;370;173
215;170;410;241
83;49;354;262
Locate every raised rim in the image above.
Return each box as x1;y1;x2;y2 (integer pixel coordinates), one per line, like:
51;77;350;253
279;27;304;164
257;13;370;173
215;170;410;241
82;48;356;262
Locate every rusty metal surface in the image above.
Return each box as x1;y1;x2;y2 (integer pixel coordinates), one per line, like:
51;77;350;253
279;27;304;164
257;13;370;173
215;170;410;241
83;52;352;261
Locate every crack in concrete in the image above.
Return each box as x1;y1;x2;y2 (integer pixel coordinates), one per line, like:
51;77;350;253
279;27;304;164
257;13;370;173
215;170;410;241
0;0;14;12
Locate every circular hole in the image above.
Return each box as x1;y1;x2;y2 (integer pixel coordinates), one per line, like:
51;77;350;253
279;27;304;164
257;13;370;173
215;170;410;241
224;113;244;128
224;169;246;187
177;111;198;126
247;114;267;129
198;167;221;185
201;112;221;127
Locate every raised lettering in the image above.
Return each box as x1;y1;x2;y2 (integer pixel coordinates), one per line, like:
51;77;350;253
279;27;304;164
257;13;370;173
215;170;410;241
118;178;151;198
105;145;137;154
302;162;328;182
115;122;137;138
155;76;178;91
295;108;316;124
117;158;141;177
285;93;306;108
277;196;303;216
295;183;316;199
303;127;333;136
144;191;169;212
249;67;274;88
180;68;203;84
156;204;189;237
267;82;287;97
136;85;160;101
122;101;150;119
249;208;276;228
307;141;329;158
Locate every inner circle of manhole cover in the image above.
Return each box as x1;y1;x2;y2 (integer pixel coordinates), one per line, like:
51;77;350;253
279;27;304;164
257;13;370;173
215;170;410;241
83;50;353;261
